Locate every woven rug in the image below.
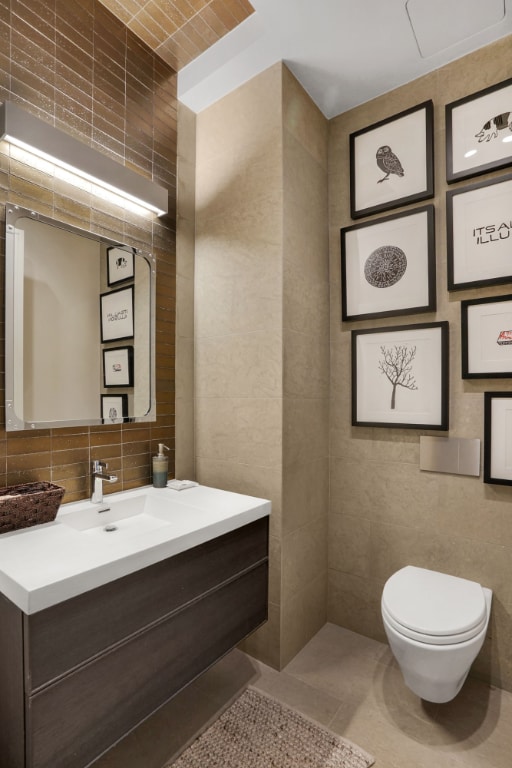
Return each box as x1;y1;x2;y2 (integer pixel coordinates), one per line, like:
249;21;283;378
168;687;375;768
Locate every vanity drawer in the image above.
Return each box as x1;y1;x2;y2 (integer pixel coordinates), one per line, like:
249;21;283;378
25;516;268;691
0;593;25;768
26;563;268;768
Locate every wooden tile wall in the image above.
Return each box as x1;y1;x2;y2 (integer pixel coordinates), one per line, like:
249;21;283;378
99;0;255;72
0;0;177;502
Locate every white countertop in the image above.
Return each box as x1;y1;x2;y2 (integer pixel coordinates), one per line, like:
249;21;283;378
0;484;270;614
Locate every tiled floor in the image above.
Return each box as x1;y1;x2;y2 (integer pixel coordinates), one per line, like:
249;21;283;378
96;623;512;768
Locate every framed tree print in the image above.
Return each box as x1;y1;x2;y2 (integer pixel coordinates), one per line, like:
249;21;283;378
446;77;512;183
447;174;512;290
350;100;434;219
352;321;449;429
461;294;512;378
341;205;435;321
484;392;512;485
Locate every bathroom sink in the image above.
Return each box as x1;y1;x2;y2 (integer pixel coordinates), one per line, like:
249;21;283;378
63;511;172;538
0;484;271;614
58;492;177;536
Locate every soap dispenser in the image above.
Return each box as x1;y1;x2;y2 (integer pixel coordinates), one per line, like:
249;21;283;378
152;444;169;488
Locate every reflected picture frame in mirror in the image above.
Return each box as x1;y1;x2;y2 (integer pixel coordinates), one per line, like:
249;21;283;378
107;246;135;286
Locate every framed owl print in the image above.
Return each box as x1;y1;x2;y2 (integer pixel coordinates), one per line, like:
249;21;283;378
341;205;436;321
349;101;434;219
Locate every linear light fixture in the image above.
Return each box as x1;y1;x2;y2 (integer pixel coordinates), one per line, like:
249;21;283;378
0;101;168;216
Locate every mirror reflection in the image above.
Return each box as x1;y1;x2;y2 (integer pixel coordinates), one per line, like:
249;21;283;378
5;205;156;430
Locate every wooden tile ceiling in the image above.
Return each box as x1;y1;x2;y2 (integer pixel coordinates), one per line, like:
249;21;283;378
99;0;255;72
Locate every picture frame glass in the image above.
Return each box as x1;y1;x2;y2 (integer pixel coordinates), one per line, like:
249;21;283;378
342;206;434;320
103;346;133;387
350;102;433;218
101;394;127;424
448;79;512;180
107;246;135;286
353;323;447;429
463;296;512;377
485;394;512;484
448;175;512;289
100;286;134;342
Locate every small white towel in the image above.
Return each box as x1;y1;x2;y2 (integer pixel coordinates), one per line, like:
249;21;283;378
167;479;199;491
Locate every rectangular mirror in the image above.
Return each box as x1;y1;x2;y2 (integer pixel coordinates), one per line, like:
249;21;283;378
5;204;156;430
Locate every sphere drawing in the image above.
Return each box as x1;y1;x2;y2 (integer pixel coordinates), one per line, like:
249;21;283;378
364;245;407;288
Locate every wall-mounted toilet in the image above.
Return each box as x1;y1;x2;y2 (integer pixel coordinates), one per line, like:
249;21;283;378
381;566;492;703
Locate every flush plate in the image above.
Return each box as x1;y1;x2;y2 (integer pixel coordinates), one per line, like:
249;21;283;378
406;0;506;58
419;436;481;477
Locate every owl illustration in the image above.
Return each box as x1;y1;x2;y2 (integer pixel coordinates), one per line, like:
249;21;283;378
376;145;404;183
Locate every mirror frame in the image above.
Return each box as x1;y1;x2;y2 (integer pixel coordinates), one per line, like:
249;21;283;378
5;203;157;430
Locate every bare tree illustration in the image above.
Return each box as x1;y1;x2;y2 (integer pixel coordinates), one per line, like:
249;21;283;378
378;345;418;410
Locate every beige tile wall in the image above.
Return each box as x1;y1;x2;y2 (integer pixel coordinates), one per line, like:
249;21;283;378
176;102;196;480
328;35;512;692
194;63;284;669
192;63;330;669
185;34;512;689
281;66;329;664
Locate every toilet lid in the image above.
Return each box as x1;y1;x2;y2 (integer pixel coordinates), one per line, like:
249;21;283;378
382;566;487;641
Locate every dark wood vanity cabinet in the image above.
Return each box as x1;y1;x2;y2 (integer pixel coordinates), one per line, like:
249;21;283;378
0;516;269;768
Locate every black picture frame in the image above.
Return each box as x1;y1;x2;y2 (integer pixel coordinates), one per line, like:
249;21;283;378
447;173;512;291
102;345;134;388
352;321;449;430
462;295;512;379
341;204;435;321
101;393;128;424
107;246;135;286
100;285;134;343
446;76;512;183
349;100;434;219
484;392;512;485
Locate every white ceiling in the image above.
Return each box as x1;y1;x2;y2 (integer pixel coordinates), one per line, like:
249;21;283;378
178;0;512;118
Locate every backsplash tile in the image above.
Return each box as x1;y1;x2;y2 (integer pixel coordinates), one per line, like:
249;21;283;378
0;0;176;503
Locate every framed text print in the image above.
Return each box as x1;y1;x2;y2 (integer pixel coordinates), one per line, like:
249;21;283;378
447;173;512;290
462;295;512;379
100;286;134;342
484;392;512;485
350;100;434;219
341;205;435;321
446;77;512;183
352;321;449;430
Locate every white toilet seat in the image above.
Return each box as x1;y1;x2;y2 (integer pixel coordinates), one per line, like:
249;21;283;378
381;601;487;645
382;566;487;646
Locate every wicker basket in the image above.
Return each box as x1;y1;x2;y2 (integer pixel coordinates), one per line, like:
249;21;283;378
0;481;65;534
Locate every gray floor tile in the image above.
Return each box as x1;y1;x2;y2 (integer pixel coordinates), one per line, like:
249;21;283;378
94;622;512;768
250;657;342;725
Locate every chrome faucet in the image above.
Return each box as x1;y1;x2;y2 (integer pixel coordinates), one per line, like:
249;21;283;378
91;460;118;505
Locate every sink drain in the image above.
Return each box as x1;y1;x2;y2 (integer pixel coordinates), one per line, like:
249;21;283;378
103;524;118;532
